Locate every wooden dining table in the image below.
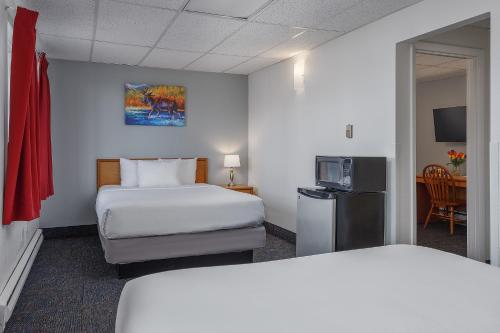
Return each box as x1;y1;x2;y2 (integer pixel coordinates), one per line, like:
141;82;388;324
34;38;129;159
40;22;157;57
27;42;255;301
416;175;467;224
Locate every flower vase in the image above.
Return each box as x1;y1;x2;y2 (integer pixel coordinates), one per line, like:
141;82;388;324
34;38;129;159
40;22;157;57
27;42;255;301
451;165;461;176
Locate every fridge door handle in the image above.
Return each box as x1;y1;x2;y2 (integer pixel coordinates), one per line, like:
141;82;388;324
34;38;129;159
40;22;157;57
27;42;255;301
298;188;334;199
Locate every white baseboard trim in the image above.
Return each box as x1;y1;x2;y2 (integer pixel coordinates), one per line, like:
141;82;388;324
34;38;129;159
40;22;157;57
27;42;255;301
0;229;43;332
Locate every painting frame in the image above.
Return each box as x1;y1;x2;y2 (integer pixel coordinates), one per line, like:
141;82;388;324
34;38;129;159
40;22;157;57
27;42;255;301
124;83;186;127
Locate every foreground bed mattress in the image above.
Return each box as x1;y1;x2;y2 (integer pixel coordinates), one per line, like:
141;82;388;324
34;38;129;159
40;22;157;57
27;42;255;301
116;245;500;333
96;184;265;239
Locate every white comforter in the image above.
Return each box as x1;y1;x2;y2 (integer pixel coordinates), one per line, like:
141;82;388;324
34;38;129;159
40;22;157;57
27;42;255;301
116;245;500;333
96;184;265;239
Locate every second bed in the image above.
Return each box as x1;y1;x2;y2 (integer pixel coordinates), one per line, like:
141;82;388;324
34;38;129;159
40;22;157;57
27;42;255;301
95;158;266;265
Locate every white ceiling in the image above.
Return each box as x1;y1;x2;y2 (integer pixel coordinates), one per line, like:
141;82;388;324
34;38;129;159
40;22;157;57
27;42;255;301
15;0;424;75
416;53;467;83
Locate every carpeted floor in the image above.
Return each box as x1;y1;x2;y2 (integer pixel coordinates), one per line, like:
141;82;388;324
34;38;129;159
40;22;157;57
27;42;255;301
5;233;295;333
417;221;467;257
6;224;465;332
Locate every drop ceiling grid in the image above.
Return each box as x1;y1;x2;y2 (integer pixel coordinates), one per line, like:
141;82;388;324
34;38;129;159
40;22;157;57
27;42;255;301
128;0;341;71
252;0;366;31
18;0;426;74
177;0;352;72
17;0;96;39
185;53;251;72
185;0;273;19
142;48;203;69
221;27;339;74
225;57;281;75
156;12;245;53
111;0;186;10
20;0;351;71
220;0;426;73
38;33;93;62
148;0;284;71
92;41;150;65
415;53;467;82
96;0;178;46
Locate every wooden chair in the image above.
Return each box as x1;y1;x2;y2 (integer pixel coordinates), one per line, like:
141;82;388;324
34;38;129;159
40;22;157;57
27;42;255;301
422;164;466;235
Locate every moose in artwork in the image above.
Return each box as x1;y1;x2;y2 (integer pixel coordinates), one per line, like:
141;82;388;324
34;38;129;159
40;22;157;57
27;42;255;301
125;83;186;126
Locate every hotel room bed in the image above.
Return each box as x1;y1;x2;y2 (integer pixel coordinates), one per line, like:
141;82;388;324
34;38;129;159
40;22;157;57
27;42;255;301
96;184;265;264
116;245;500;333
95;158;266;265
96;184;264;239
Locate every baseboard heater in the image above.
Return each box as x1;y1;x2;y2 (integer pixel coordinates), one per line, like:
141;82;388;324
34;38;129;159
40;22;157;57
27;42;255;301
0;229;43;332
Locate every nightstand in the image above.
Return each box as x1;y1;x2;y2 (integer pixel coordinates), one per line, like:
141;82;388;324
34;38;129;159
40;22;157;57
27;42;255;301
223;185;255;195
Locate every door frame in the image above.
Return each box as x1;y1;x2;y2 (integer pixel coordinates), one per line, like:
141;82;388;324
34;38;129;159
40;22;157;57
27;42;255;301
396;41;488;262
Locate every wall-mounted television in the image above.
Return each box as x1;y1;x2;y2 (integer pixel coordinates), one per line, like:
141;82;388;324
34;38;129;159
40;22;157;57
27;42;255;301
433;106;466;142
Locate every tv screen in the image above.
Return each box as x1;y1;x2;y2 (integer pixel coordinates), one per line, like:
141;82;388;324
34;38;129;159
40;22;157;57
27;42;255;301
433;106;466;142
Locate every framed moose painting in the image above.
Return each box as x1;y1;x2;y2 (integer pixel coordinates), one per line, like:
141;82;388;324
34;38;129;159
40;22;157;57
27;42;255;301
124;83;186;126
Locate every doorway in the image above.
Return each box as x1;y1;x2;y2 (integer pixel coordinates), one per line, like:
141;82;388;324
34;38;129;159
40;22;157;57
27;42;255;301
395;18;490;262
415;51;468;256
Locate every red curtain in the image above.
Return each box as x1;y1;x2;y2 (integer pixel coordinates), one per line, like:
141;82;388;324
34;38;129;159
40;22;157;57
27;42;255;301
38;53;54;199
3;7;41;225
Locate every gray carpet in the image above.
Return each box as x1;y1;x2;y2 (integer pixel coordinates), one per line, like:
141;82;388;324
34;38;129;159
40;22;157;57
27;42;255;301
6;225;464;332
417;222;467;257
5;233;295;333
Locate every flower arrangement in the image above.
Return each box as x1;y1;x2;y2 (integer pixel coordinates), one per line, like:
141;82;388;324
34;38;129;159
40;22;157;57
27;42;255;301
447;150;466;175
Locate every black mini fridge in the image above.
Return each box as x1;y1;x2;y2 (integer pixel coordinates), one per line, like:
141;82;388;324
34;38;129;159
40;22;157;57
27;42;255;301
296;156;386;257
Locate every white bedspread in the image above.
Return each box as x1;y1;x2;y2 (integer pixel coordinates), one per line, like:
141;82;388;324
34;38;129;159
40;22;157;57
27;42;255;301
96;184;265;239
116;245;500;333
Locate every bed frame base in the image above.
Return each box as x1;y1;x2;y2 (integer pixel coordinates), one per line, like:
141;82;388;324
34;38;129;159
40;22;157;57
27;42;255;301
116;250;253;279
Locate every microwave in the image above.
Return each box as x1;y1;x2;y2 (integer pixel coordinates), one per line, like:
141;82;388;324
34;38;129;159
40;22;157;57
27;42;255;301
315;156;386;192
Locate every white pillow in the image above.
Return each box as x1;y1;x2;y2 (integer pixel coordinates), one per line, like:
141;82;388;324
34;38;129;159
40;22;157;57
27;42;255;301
137;159;181;187
161;158;197;185
120;158;138;187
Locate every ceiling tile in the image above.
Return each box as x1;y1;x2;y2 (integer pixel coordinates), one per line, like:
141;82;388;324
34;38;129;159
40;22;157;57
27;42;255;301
92;41;149;65
323;0;424;32
17;0;95;39
417;67;466;82
186;53;250;72
441;58;468;69
262;29;341;59
157;12;244;52
254;0;363;30
38;34;92;62
96;0;176;46
416;53;459;66
225;57;280;74
185;0;270;19
110;0;186;10
213;23;305;57
141;48;203;69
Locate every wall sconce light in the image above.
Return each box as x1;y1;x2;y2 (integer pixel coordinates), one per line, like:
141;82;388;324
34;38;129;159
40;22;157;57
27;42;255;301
294;59;305;90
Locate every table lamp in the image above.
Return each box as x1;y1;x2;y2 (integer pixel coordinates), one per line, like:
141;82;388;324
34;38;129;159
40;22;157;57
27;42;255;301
224;154;240;186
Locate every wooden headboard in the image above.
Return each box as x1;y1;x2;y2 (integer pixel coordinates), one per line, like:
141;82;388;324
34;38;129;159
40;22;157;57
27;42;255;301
96;158;208;189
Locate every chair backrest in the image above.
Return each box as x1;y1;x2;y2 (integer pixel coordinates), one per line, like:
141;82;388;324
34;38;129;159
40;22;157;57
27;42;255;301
422;164;457;206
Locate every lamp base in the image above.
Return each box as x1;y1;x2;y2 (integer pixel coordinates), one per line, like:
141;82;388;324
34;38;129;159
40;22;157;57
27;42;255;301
227;168;235;187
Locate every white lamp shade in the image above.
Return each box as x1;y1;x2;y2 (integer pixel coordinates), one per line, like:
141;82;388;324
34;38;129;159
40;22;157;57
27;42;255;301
224;154;240;168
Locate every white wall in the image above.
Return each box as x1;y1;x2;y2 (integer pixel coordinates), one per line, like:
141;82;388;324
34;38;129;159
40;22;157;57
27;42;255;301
248;0;500;264
0;1;39;296
416;75;467;173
